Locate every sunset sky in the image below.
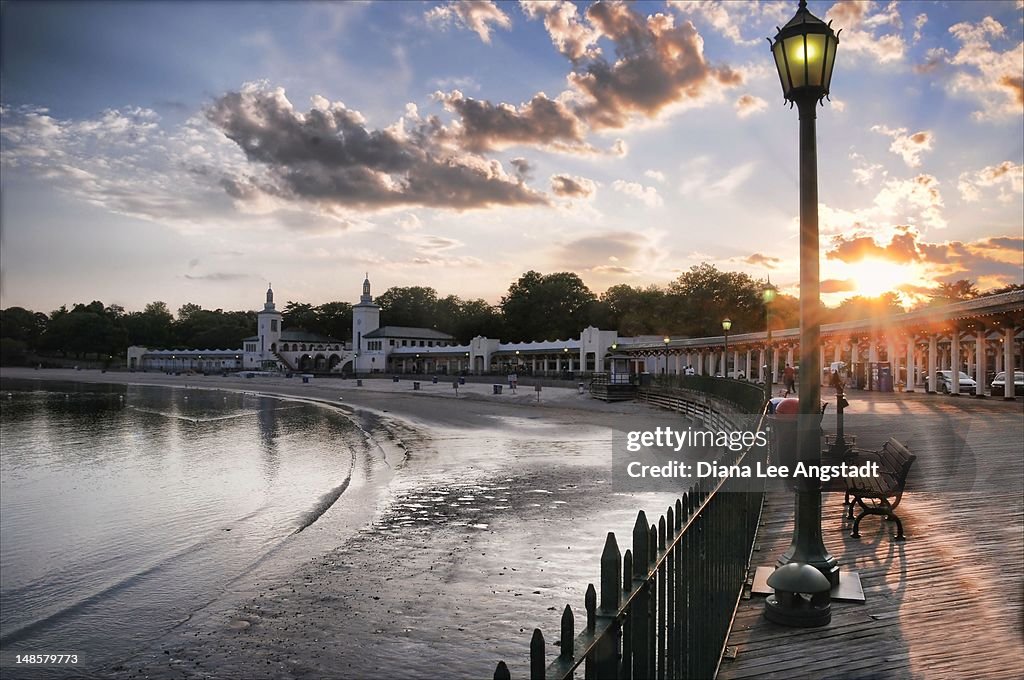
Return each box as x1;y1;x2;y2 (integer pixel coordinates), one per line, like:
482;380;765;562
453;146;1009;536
1;0;1022;314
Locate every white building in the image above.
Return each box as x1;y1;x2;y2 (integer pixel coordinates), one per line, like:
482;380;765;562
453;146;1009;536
128;277;640;376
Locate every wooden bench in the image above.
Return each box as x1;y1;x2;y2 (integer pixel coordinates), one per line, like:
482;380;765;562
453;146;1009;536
842;437;916;540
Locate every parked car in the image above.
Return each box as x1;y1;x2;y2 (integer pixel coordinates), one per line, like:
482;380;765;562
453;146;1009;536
936;370;976;395
990;371;1024;396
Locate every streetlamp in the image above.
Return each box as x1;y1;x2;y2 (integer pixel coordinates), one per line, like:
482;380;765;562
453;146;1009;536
722;319;732;378
663;336;670;376
763;281;776;399
770;0;841;587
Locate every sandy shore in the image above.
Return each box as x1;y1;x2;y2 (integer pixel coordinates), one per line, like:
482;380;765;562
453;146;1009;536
2;368;691;679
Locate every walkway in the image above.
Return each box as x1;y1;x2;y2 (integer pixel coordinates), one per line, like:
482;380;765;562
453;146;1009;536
718;392;1024;679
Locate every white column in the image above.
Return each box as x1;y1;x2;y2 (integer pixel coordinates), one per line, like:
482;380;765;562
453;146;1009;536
1004;327;1016;400
996;348;1004;373
833;343;841;364
951;333;961;394
905;340;915;392
928;335;938;393
745;349;752;379
975;327;986;397
786;346;794;369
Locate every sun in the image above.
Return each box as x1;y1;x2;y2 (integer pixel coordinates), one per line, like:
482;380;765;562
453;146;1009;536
845;258;912;298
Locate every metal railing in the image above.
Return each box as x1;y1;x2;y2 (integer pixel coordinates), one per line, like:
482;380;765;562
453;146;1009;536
649;375;766;415
495;395;769;680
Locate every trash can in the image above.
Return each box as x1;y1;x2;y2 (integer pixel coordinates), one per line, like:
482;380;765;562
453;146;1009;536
413;381;421;390
459;376;466;385
432;376;438;384
770;397;800;469
393;376;400;383
356;379;363;387
493;384;503;395
578;382;586;395
302;376;309;384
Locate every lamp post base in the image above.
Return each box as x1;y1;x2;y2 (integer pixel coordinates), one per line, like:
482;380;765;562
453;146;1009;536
777;488;840;587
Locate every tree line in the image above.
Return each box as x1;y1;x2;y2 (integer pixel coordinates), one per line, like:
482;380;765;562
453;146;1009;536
2;264;1019;366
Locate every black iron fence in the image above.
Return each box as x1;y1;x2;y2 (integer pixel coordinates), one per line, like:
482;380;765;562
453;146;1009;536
495;391;769;680
649;375;767;415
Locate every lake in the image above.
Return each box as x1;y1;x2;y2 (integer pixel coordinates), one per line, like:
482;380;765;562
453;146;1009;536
0;379;361;677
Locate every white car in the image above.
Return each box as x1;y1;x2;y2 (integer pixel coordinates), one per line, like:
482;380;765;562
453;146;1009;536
937;370;976;395
991;371;1024;396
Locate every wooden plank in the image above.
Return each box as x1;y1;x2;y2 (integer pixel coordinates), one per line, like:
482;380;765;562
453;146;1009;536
717;398;1024;679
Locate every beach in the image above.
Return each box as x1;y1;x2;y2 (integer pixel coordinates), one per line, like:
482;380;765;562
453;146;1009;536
1;368;689;679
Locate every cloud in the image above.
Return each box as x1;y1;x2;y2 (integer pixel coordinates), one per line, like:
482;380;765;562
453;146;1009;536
848;151;886;186
735;94;767;118
825;1;907;64
519;0;600;62
820;278;857;294
679;157;756;198
435;89;589;152
567;2;742;130
870;125;935;167
958;160;1024;203
612;179;662;207
553;229;665;275
912;12;928;43
183;272;252;282
395;213;423;231
426;1;512;44
933;17;1024;120
745;253;781;268
510;157;534;181
550;174;596;198
205;82;548;211
827;226;923;264
644;169;666;183
666;1;791;46
825;228;1024;291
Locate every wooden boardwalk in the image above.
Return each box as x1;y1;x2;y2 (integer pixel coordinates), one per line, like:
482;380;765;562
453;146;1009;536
718;393;1024;680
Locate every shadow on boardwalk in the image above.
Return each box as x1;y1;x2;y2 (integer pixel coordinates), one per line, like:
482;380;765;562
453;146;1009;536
719;395;1024;679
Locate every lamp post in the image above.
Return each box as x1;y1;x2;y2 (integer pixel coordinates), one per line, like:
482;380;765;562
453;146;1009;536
663;336;670;376
722;319;732;378
763;281;776;400
770;0;841;586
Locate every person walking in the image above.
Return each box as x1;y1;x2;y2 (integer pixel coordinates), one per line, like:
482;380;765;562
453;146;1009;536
783;363;796;396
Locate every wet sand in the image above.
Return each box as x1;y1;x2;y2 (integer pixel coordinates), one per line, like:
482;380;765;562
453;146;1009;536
2;369;690;679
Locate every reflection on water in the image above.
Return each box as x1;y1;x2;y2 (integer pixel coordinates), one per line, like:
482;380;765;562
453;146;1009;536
0;380;358;676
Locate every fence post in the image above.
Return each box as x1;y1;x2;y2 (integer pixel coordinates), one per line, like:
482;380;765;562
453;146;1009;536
586;584;597;631
649;524;658;680
601;532;621;612
631;512;650;679
495;661;511;680
561;605;574;660
531;628;545;680
621;547;633;680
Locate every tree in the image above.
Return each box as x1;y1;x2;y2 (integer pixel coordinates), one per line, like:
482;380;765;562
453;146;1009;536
315;302;352;340
1;307;49;346
666;263;767;337
177;302;204;321
282;302;318;333
376;287;440;329
123;301;174;347
501;271;597;341
931;279;979;302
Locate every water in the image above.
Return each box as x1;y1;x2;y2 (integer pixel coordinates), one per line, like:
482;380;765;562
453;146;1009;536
0;380;361;676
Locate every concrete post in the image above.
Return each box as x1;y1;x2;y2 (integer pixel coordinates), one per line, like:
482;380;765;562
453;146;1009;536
975;327;986;397
951;332;961;395
905;340;915;392
928;335;938;393
1004;327;1016;400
